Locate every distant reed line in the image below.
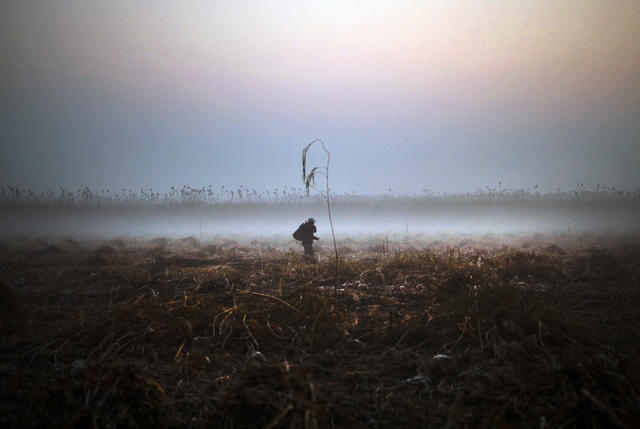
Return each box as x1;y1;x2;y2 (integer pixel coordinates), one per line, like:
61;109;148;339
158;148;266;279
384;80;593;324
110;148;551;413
1;184;639;208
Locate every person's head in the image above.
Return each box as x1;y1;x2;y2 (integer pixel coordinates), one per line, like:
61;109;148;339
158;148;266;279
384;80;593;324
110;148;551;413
307;218;315;224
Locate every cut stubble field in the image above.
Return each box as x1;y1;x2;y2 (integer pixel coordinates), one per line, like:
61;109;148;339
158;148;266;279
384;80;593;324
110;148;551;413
1;233;639;428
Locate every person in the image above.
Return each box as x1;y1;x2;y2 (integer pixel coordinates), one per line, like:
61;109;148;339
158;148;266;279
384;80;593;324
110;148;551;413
293;218;319;261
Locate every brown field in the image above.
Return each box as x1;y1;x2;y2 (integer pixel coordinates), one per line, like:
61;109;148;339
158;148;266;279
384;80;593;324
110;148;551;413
1;233;639;428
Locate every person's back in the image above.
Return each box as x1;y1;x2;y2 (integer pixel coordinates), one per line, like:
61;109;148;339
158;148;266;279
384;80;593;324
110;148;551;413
294;221;316;242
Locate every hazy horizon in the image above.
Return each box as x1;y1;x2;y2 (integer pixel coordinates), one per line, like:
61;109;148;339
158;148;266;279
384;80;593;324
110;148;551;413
3;194;639;238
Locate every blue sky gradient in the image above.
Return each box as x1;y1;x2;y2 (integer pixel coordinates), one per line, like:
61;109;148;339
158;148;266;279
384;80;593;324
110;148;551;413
2;1;639;194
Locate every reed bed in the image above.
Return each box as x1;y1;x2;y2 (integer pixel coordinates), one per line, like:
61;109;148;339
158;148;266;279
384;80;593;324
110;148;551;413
2;184;639;208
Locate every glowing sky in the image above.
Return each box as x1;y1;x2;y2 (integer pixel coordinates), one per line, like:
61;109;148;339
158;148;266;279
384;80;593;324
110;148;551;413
2;1;639;193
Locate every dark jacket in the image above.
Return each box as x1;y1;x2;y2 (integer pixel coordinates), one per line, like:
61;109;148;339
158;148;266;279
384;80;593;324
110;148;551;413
293;221;318;243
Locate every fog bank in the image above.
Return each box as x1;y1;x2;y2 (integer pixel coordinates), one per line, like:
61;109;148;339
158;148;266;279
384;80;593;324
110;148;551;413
2;199;638;239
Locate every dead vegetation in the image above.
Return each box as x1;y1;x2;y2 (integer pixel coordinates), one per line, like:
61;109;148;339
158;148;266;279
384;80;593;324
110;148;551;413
0;234;639;428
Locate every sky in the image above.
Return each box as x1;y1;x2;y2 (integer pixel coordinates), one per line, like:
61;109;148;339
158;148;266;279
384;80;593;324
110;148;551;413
2;0;639;195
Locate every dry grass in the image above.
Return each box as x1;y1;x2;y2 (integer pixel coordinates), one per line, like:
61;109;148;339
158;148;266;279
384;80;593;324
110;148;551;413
0;234;639;428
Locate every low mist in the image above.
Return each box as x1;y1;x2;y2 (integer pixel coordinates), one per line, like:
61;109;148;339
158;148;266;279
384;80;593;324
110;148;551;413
2;194;639;240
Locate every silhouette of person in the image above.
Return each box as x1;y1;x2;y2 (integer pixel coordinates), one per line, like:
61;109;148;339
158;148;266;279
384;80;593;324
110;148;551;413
293;218;319;261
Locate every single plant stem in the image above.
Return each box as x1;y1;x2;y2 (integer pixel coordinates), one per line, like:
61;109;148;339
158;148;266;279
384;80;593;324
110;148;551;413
321;144;339;281
302;139;339;283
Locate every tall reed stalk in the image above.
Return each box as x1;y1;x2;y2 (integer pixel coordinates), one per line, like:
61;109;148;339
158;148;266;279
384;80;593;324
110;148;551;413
302;139;339;278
